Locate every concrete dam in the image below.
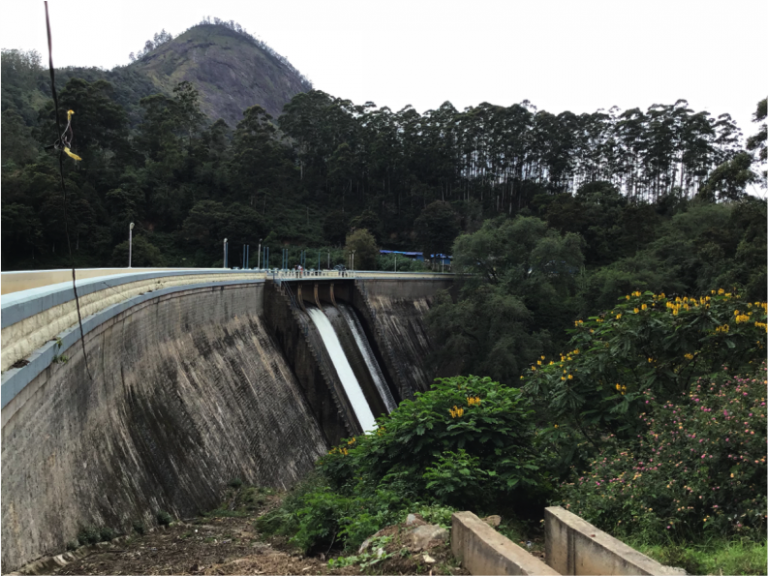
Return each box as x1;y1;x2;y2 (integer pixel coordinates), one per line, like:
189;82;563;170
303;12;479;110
0;269;454;572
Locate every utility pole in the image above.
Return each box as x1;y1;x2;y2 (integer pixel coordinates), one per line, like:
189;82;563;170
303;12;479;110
128;222;134;268
257;239;262;269
223;238;228;269
352;250;356;271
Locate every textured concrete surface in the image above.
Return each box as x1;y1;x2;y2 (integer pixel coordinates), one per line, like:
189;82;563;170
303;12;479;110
452;511;559;575
544;507;684;575
357;279;450;393
1;283;327;573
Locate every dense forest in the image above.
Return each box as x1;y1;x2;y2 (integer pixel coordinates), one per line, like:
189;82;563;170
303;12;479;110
1;26;766;341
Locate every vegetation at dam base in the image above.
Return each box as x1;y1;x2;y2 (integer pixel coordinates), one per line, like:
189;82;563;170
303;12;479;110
261;290;767;575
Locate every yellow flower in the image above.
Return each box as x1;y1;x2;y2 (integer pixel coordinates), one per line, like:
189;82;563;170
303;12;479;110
641;304;647;311
684;353;694;360
634;308;639;314
718;289;725;295
67;109;75;121
616;313;622;320
63;147;82;161
567;374;573;380
537;361;542;365
554;424;559;429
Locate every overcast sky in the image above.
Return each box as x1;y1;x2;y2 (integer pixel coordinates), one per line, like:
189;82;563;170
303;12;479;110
2;0;766;142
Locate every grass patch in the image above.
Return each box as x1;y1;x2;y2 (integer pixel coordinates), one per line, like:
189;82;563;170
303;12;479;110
631;538;767;575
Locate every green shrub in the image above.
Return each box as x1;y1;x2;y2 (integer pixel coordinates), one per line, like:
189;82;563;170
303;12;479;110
77;526;100;546
156;510;172;526
523;290;766;457
556;363;767;544
258;475;411;554
322;375;550;509
261;375;551;554
98;526;115;542
132;520;145;535
228;477;243;489
65;541;78;551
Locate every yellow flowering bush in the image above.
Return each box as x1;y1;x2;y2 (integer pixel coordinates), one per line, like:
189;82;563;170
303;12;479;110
523;290;766;438
320;375;549;508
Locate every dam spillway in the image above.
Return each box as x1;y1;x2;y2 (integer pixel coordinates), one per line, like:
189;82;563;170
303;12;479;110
306;306;377;432
0;269;454;572
337;303;397;414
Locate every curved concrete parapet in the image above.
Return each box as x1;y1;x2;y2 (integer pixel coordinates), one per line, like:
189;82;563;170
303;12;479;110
1;269;265;376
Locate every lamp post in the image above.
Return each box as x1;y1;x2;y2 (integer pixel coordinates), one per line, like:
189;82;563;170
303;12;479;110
128;222;134;268
257;239;262;269
223;238;228;269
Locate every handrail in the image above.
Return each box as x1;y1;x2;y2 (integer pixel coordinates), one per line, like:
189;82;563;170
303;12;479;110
273;269;356;280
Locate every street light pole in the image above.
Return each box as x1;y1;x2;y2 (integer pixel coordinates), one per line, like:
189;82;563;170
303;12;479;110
128;222;134;268
223;238;228;269
257;239;262;269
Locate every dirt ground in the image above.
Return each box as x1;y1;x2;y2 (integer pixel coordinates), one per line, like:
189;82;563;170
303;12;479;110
45;494;469;576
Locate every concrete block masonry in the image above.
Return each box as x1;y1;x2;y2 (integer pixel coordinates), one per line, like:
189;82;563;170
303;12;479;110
452;511;559;575
545;507;685;575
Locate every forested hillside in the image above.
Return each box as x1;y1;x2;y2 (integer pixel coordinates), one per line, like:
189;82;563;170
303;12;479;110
2;22;765;327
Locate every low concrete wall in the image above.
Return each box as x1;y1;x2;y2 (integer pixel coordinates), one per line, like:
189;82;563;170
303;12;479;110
452;512;559;576
1;283;327;572
544;507;682;575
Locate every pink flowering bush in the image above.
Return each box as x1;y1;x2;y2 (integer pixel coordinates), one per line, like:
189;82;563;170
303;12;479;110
556;363;767;543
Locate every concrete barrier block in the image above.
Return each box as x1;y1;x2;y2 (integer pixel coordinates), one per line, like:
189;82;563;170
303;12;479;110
544;507;684;575
452;511;560;575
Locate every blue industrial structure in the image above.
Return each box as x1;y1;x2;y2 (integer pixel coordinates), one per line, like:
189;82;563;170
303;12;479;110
379;250;452;266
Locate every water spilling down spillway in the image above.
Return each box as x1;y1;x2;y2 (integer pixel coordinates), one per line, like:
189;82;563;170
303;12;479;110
304;303;397;433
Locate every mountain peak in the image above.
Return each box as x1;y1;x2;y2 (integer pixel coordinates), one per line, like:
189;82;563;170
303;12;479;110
129;22;311;125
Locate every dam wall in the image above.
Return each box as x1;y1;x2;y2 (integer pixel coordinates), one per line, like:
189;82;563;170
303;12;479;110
1;281;327;572
355;277;455;393
1;269;454;572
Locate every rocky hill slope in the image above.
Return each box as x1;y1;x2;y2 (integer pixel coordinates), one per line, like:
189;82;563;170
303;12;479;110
130;23;311;124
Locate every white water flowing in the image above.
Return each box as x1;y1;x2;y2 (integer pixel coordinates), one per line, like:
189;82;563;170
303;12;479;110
339;304;397;413
307;307;377;432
